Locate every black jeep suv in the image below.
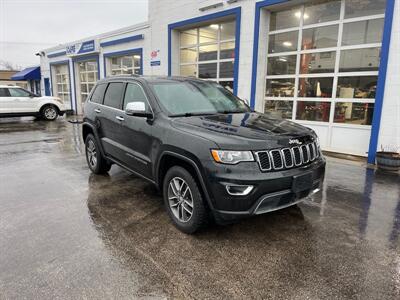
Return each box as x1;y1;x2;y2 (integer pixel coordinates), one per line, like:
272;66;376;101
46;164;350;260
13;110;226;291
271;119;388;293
82;76;325;233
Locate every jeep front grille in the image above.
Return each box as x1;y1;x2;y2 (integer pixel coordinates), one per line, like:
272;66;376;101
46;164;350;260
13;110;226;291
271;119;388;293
255;142;320;172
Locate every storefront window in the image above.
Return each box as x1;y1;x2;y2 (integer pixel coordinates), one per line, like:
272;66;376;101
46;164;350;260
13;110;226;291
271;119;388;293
342;19;384;46
296;101;331;122
345;0;386;19
199;63;217;79
298;77;333;98
264;100;293;119
179;20;236;86
220;42;235;59
269;31;298;53
269;7;301;31
304;0;341;25
300;51;336;74
266;79;295;97
108;54;141;76
302;25;339;50
180;64;196;77
77;60;98;102
264;0;385;128
339;48;380;72
267;55;297;75
180;29;197;46
220;22;236;40
337;76;377;99
199;44;218;61
334;102;374;125
52;64;71;109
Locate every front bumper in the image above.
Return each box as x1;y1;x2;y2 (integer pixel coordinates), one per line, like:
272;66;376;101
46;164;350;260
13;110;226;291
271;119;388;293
201;157;326;221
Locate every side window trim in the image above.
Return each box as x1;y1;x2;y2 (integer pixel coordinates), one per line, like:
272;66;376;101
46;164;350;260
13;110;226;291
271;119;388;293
122;82;153;113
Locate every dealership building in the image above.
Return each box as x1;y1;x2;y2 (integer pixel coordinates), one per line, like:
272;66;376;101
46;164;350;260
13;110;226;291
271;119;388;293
38;0;398;164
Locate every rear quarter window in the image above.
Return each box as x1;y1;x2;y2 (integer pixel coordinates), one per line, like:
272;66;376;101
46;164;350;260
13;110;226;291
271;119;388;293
90;84;107;104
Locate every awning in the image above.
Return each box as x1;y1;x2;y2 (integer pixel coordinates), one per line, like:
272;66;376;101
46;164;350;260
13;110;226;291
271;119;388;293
11;66;41;81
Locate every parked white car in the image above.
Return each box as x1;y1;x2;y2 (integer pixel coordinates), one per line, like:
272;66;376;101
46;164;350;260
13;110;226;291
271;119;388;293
0;85;66;121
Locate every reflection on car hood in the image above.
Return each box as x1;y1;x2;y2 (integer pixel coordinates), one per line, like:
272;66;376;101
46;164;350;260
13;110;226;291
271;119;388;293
171;112;315;149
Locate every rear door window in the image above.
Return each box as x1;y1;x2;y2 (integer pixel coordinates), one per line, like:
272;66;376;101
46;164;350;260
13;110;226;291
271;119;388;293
0;88;10;97
103;82;125;109
90;84;107;104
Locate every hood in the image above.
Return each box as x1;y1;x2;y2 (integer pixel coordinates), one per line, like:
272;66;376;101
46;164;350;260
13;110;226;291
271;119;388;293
171;112;316;150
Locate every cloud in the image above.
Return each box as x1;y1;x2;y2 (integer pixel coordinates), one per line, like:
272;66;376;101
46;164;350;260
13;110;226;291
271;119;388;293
0;0;148;68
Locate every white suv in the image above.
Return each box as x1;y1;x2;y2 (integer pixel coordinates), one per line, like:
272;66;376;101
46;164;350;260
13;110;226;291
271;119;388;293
0;85;66;121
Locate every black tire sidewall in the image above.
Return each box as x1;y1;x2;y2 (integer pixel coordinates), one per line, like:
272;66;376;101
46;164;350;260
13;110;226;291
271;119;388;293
163;166;207;234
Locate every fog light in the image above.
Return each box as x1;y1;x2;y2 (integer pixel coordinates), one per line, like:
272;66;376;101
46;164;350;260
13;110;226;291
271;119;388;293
225;184;254;196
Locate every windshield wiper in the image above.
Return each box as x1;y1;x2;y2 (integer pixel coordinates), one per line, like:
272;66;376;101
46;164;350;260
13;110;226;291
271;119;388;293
170;112;216;118
217;110;247;114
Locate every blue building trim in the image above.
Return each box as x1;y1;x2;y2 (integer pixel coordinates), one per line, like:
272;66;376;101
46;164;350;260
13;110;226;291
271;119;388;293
251;0;395;164
71;54;100;113
100;34;144;47
47;51;67;58
49;59;73;111
103;48;143;78
168;7;241;95
250;0;288;109
367;0;395;164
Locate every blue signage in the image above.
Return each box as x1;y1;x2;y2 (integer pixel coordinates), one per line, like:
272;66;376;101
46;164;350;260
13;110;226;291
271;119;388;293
150;61;161;66
66;40;96;56
78;40;95;54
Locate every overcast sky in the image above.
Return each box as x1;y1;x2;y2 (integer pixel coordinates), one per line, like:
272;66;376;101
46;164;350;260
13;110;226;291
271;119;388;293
0;0;148;70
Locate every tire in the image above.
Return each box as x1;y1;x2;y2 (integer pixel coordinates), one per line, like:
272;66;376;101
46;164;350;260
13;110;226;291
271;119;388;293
85;134;111;174
163;166;208;234
41;105;58;121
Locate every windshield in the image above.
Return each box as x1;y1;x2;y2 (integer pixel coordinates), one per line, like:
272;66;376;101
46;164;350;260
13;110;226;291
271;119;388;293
149;81;251;116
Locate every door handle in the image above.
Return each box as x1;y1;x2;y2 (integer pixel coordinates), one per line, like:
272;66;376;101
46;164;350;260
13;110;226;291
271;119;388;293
116;116;125;121
94;109;101;113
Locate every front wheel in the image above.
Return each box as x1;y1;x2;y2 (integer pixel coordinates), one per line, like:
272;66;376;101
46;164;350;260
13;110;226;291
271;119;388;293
163;166;209;234
85;134;111;174
41;105;58;121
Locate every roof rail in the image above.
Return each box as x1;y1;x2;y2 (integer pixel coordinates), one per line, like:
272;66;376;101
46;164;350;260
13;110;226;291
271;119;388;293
105;74;141;78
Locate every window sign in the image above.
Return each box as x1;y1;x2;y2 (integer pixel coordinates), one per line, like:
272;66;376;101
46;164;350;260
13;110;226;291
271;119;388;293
150;50;161;66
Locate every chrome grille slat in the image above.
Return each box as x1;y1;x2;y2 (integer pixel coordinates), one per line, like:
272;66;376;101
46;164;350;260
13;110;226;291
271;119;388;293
269;150;284;170
255;142;321;172
281;148;294;168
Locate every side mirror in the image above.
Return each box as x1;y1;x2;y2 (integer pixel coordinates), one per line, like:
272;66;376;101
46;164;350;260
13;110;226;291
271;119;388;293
125;102;152;118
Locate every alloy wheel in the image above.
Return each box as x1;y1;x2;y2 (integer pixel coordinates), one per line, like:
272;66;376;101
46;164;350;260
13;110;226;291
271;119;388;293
44;107;57;120
168;177;194;222
86;140;97;169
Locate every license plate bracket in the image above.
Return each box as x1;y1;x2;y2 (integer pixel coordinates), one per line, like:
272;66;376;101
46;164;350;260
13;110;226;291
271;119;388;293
292;172;313;193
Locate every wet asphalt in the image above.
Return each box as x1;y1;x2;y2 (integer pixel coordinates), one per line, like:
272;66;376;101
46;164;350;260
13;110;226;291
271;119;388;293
0;117;399;300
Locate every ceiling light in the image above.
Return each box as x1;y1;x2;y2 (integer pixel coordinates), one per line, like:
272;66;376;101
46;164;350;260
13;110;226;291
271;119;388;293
278;58;288;62
209;24;219;30
295;11;301;18
283;41;292;47
304;13;309;20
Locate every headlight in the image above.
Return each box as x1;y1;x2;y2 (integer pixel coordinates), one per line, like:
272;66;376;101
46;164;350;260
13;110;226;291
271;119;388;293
211;150;254;164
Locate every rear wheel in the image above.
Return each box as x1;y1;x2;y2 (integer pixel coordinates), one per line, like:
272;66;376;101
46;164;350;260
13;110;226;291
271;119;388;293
85;134;111;174
163;166;208;234
41;105;58;121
